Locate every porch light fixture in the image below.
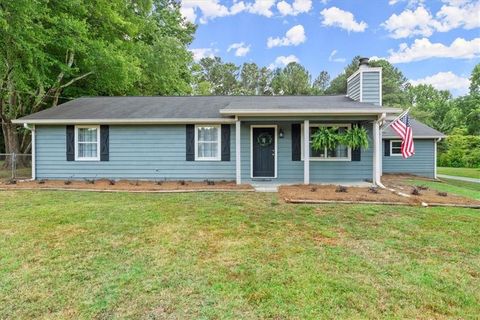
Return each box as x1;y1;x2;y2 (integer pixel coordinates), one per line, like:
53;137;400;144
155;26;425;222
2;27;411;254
279;128;284;138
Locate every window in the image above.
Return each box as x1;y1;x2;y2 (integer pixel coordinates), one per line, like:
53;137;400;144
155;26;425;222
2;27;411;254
301;124;351;161
195;125;221;160
391;140;402;156
75;125;100;161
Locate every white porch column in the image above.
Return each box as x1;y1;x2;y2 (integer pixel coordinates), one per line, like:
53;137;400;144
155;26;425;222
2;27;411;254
372;120;380;185
235;120;241;185
304;120;310;185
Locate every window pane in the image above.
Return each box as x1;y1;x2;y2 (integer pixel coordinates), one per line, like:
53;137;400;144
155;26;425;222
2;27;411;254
392;141;401;148
198;142;218;158
327;144;348;158
78;143;97;158
78;128;97;143
198;126;218;142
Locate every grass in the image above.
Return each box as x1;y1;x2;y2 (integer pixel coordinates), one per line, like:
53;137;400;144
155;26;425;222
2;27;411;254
410;178;480;200
1;191;479;319
438;167;480;179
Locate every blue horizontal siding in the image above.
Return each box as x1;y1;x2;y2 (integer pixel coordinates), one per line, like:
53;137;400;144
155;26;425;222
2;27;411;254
347;73;360;101
362;72;380;106
36;125;236;180
382;139;435;178
240;121;373;183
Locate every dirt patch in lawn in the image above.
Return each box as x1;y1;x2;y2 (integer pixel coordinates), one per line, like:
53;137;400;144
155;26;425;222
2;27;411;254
280;174;480;207
0;179;253;192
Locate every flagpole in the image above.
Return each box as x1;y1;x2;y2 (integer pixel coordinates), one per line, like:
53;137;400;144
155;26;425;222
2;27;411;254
382;107;410;129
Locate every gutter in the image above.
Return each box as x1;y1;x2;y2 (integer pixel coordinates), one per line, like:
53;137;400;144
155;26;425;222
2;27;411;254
12;118;237;125
23;123;36;181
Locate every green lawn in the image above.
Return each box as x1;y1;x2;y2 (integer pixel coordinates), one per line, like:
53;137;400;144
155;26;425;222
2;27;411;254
1;191;479;319
438;167;480;179
410;178;480;199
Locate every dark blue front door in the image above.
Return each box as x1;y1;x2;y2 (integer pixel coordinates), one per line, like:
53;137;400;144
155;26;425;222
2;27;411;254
252;127;275;177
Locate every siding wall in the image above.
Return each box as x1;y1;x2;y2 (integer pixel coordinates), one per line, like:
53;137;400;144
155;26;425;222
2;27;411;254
240;121;373;183
36;125;236;180
347;73;360;101
362;71;381;106
382;139;435;178
35;122;375;183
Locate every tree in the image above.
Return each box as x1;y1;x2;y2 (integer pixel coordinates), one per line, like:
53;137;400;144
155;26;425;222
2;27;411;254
406;84;456;133
0;0;195;165
271;62;311;95
311;71;330;95
196;57;239;95
325;57;360;95
240;63;260;95
469;63;480;95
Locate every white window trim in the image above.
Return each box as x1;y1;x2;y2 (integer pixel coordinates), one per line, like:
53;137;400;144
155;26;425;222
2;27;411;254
194;124;221;161
75;125;100;161
390;140;402;156
300;123;351;161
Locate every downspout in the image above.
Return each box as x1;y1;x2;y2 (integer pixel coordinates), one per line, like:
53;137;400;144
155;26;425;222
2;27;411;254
375;113;386;188
434;137;442;180
23;123;36;181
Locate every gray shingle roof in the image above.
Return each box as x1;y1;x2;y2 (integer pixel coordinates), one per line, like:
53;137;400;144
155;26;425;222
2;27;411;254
382;118;445;138
15;95;391;122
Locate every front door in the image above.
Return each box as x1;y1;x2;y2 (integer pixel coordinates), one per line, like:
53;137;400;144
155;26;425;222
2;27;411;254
252;127;275;178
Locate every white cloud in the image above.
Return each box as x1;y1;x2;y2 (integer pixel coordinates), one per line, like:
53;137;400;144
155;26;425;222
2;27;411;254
227;42;251;57
328;50;346;63
267;25;306;48
382;6;437;38
190;48;218;61
383;1;480;38
247;0;276;17
410;71;470;94
277;0;312;16
387;37;480;63
268;55;300;69
320;7;367;32
180;7;197;23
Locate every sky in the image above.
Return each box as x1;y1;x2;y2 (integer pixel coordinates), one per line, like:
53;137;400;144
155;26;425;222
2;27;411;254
181;0;480;96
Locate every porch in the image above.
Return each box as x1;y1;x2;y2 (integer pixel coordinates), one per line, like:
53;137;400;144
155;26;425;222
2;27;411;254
233;117;384;186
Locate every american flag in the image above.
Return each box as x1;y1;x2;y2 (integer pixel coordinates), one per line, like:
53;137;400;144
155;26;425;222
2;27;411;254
390;112;415;158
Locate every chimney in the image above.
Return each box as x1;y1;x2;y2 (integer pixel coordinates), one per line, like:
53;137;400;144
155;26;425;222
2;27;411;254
347;56;382;106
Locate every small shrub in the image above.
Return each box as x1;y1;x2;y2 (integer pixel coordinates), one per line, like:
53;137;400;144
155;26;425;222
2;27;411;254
178;180;186;186
64;180;72;185
411;187;421;196
335;185;348;193
129;180;140;186
84;178;95;185
205;180;215;186
108;180;116;186
37;179;46;184
416;185;429;190
437;192;448;197
155;180;162;186
368;186;379;194
310;186;317;192
6;179;16;185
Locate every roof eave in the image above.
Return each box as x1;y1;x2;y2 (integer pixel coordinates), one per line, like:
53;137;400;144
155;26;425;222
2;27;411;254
220;108;401;116
12;118;236;125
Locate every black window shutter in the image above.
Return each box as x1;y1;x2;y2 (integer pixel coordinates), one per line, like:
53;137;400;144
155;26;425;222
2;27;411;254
384;139;390;156
221;124;230;161
186;124;195;161
351;122;361;161
291;123;301;161
100;125;109;161
66;125;75;161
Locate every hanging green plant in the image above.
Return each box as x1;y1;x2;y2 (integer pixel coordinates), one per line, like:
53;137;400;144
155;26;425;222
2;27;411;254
340;125;369;150
311;127;341;151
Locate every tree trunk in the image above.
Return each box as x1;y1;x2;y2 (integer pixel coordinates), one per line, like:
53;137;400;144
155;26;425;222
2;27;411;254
1;122;30;169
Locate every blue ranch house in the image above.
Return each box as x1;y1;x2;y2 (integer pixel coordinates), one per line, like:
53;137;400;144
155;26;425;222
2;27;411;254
14;59;445;185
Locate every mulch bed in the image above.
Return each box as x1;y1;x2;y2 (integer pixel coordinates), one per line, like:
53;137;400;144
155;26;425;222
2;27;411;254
0;179;253;192
280;174;480;207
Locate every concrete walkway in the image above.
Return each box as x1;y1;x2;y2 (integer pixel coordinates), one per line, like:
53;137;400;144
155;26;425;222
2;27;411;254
438;174;480;183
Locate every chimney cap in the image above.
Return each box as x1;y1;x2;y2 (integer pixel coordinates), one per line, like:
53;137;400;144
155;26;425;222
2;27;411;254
359;57;370;67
